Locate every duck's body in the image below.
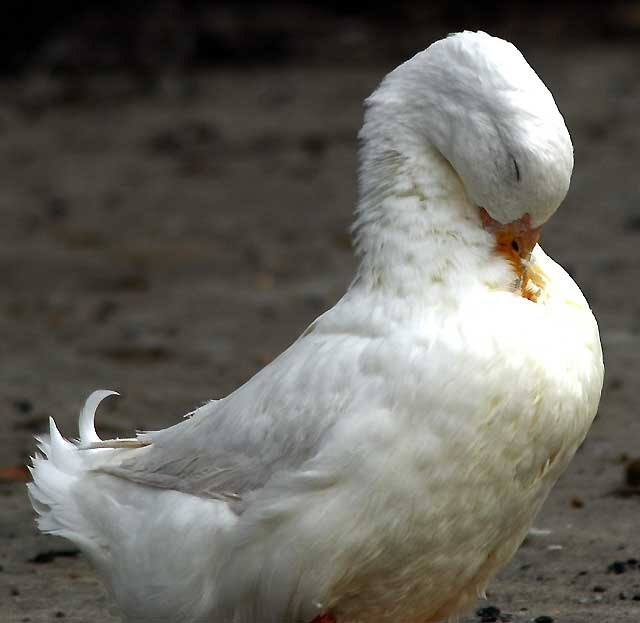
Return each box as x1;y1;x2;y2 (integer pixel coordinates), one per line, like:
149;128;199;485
29;32;603;623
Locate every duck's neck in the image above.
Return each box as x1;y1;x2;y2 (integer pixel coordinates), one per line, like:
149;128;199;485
352;140;509;301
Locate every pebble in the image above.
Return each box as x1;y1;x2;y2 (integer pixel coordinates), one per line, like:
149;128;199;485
534;617;554;623
607;560;627;574
626;459;640;487
29;549;79;564
476;605;500;622
13;399;33;413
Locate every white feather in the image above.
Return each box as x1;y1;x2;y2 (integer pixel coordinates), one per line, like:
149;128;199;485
78;389;119;445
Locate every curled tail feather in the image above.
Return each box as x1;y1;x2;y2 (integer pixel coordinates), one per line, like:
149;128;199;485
76;390;148;449
78;389;119;445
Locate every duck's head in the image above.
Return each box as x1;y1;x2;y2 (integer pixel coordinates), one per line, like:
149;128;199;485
359;31;573;291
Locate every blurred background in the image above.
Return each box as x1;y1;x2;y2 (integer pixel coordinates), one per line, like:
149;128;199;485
1;2;639;621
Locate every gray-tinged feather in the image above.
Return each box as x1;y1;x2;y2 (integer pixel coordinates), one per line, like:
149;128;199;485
98;322;370;504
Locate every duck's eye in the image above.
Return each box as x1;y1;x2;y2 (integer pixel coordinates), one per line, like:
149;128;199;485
511;240;520;253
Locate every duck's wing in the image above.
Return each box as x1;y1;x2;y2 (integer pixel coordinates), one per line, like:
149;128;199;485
97;328;373;504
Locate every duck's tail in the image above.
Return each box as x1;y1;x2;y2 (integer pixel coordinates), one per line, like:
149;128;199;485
27;391;126;568
27;391;237;623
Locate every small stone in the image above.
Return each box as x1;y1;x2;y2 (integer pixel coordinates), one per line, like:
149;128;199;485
476;605;501;622
626;459;640;487
633;594;640;601
29;549;79;564
593;585;607;592
13;399;33;413
299;133;328;157
619;592;628;600
534;617;554;623
570;496;585;508
608;378;624;391
607;561;627;574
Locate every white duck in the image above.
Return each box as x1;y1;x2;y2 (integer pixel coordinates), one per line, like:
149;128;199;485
29;31;603;623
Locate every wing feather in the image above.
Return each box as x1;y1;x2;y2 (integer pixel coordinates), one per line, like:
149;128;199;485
98;328;372;503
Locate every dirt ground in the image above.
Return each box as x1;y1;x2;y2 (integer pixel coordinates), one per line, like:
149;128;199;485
1;33;639;623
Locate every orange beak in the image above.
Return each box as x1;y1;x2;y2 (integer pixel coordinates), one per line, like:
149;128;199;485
479;208;542;298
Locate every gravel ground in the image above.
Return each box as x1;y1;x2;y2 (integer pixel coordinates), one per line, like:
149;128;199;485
1;38;639;622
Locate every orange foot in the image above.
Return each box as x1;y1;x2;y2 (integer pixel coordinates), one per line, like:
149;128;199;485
310;614;336;623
